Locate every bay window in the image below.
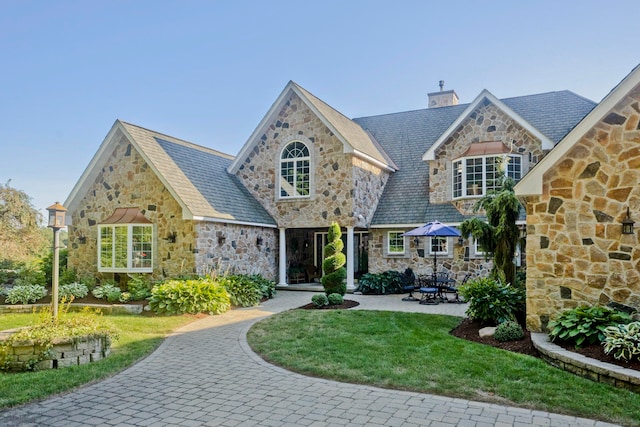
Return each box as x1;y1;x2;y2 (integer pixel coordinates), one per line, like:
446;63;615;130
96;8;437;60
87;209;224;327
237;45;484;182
453;154;521;198
98;208;154;273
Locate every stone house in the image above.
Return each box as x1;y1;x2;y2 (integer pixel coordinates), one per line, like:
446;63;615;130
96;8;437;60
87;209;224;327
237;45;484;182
65;80;595;288
515;64;640;332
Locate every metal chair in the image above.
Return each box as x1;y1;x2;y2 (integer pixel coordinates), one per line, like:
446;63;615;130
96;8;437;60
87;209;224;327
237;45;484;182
401;268;419;301
418;275;439;305
441;273;471;303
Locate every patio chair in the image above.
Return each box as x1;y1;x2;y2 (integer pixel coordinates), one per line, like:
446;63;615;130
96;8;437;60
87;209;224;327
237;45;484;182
418;275;439;305
441;273;471;303
401;268;418;301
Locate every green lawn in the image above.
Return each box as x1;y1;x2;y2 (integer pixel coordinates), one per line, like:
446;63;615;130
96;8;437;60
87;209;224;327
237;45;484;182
247;309;640;427
0;312;195;408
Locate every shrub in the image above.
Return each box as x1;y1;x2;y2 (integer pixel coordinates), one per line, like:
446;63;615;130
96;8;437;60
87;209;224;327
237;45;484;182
14;262;46;287
126;274;154;300
458;277;525;325
327;293;344;305
311;294;328;307
92;283;122;302
321;222;347;296
148;278;230;315
494;320;524;342
602;321;640;362
59;282;89;300
248;274;276;299
5;284;47;304
548;305;632;348
220;275;262;307
356;270;405;295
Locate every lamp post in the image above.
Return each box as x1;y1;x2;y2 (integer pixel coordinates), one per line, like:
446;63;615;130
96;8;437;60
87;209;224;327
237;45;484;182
46;202;67;321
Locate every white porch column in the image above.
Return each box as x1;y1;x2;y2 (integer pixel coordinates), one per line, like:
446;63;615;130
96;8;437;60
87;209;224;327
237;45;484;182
346;226;355;290
278;227;288;286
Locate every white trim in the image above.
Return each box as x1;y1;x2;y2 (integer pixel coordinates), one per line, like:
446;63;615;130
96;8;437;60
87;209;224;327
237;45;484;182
97;223;154;273
452;154;522;199
352;149;397;172
278;140;312;199
386;230;406;255
428;236;449;256
422;89;554;161
515;63;640;196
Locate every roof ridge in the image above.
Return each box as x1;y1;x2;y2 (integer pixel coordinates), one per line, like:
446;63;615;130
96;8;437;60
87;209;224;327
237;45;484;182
119;120;234;160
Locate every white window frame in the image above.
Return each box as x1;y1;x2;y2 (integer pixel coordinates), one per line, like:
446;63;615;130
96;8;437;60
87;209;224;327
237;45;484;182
98;224;154;273
473;239;485;257
429;236;449;256
452;154;522;199
279;141;311;199
387;231;406;255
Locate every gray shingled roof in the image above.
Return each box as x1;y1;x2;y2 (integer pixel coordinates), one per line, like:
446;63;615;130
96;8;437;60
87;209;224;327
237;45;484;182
155;137;276;226
354;91;596;225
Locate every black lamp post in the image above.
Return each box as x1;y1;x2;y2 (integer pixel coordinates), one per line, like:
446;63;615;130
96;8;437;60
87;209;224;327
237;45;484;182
46;202;66;321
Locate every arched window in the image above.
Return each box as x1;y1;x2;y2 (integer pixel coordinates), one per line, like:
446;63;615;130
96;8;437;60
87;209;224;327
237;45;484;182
279;141;310;198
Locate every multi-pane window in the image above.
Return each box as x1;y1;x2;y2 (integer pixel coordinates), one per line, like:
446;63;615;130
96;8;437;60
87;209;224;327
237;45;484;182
429;236;448;255
99;224;153;272
453;155;521;198
280;141;310;198
387;231;405;254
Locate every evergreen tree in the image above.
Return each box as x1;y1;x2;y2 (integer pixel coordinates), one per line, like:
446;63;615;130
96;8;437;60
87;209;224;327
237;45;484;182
321;222;347;296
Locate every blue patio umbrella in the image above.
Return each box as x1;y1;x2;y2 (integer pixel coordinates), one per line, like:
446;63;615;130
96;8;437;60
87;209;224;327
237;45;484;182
402;221;461;272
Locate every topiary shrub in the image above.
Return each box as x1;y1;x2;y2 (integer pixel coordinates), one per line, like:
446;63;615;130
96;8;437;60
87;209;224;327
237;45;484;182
494;320;524;342
5;284;47;304
149;277;230;315
321;222;347;296
327;293;344;306
458;277;525;325
219;275;262;307
548;305;632;348
311;294;328;308
603;321;640;362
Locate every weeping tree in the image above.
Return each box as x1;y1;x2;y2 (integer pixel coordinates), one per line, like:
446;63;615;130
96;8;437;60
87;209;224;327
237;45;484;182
321;222;347;296
460;176;521;286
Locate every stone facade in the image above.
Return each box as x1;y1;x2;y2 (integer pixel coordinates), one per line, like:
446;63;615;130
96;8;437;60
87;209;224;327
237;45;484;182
367;229;491;281
195;222;278;280
67;133;197;281
524;84;640;332
429;101;543;214
235;93;390;229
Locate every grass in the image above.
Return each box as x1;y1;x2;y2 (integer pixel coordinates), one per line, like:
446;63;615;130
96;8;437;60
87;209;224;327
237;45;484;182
0;311;195;408
247;309;640;427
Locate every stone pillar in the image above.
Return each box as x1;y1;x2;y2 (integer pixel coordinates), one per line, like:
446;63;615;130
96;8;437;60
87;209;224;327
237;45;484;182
278;227;288;286
346;226;355;290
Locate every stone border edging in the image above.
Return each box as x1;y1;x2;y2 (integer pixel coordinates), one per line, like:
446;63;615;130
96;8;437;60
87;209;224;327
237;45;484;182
531;332;640;392
0;303;143;315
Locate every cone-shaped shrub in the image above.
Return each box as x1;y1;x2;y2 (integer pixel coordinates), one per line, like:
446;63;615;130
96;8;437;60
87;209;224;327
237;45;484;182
321;222;347;296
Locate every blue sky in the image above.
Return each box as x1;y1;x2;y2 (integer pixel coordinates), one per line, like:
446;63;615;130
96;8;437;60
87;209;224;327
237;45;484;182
1;0;639;216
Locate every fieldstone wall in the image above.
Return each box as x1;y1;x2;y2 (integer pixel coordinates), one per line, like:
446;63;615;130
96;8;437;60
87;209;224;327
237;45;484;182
430;101;543;213
367;229;491;281
195;222;278;280
67;133;196;281
524;83;640;332
235;92;389;229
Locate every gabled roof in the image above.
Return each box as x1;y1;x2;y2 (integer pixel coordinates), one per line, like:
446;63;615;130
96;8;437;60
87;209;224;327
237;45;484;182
515;63;640;197
423;90;554;161
228;81;397;174
354;90;596;226
65;121;276;227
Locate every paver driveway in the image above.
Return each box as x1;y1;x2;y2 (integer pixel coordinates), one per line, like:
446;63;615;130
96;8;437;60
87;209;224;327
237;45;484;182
0;292;618;426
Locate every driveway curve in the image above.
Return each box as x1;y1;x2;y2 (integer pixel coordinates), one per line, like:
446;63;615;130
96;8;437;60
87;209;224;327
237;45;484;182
0;291;618;426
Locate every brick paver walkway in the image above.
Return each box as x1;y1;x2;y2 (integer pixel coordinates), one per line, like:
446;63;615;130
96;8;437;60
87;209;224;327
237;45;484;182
0;292;619;426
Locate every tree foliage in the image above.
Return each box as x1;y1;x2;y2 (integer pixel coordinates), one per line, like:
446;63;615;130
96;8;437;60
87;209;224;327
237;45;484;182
460;177;521;286
0;181;50;263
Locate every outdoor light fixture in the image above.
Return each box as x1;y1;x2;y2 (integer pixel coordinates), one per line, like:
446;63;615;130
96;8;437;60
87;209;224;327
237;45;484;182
165;232;177;243
256;236;263;247
218;235;226;245
46;202;67;321
622;207;635;235
458;236;465;246
413;237;420;246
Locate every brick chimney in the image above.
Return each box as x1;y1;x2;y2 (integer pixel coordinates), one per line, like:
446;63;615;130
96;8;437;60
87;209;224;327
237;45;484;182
428;80;458;108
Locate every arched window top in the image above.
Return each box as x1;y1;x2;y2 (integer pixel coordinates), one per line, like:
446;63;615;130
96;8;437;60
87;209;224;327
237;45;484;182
279;141;311;198
281;141;309;159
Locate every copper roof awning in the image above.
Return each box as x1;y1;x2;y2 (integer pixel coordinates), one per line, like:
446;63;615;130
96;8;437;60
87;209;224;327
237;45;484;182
99;208;152;224
458;141;511;158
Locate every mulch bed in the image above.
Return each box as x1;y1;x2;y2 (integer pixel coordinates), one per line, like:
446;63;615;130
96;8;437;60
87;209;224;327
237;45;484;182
299;300;360;310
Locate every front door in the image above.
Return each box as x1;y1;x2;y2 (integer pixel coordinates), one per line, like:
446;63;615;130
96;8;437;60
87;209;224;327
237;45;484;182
314;231;369;279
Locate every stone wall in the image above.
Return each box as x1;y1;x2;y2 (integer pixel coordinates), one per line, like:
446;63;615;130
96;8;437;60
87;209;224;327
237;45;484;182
67;133;196;281
195;222;278;281
367;229;492;281
524;84;640;332
234;93;389;229
430;101;543;213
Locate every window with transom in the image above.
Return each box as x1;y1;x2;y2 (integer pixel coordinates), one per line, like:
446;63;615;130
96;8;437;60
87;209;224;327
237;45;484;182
280;141;310;198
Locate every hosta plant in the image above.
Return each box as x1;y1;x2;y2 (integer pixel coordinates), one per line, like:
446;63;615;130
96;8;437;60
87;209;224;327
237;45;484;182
59;283;89;301
92;284;123;302
458;277;525;325
548;305;632;348
149;278;230;315
219;275;262;307
602;321;640;362
5;284;47;304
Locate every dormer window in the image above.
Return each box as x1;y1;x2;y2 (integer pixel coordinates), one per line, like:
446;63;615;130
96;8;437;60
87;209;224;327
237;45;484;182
279;141;310;198
452;142;521;198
